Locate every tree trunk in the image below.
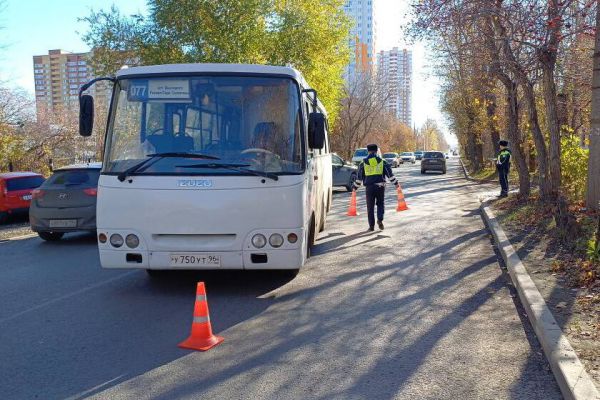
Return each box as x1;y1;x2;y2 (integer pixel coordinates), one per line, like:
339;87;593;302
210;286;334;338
486;94;501;154
505;81;531;197
521;82;551;198
586;2;600;212
541;63;562;200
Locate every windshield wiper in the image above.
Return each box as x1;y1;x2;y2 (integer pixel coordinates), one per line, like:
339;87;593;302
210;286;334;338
177;162;279;181
117;152;220;182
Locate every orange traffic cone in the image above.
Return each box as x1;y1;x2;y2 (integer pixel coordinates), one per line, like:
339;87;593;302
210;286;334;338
396;186;409;212
347;190;359;216
179;282;224;351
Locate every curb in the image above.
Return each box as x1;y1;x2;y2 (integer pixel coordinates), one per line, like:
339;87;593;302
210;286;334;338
481;203;600;400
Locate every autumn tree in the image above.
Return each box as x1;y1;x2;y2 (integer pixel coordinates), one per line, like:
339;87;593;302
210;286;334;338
81;0;351;123
587;3;600;211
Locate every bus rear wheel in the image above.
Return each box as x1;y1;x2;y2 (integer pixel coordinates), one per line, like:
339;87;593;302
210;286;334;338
306;215;316;258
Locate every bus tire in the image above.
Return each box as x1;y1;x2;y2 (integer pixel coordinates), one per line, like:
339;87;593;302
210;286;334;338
307;215;316;258
280;269;300;278
319;201;326;232
146;269;168;278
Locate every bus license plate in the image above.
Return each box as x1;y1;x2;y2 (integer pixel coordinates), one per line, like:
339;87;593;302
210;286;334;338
169;253;221;267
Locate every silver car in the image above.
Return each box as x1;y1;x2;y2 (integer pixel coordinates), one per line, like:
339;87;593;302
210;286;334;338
382;152;400;168
29;163;101;241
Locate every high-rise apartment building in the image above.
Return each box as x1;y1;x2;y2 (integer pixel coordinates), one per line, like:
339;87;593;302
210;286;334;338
377;47;412;126
32;49;99;117
343;0;377;81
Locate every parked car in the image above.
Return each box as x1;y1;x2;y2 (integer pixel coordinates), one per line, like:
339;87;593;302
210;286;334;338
332;153;358;191
421;151;447;174
382;152;400;168
351;148;369;165
0;172;45;224
29;163;101;241
414;150;425;160
399;152;416;164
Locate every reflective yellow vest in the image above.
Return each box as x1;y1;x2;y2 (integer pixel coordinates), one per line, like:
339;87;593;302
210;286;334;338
363;158;384;176
497;150;510;164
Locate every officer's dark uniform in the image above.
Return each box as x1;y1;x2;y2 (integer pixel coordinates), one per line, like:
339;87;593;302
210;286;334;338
496;140;511;197
353;144;399;231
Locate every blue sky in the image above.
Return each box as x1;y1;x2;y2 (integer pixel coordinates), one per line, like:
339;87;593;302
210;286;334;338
0;0;453;145
0;0;147;88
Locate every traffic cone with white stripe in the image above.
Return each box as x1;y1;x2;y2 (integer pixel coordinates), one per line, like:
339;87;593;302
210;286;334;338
396;186;409;212
347;190;359;217
178;282;224;351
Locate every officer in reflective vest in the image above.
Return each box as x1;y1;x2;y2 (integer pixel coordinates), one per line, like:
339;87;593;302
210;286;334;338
496;140;511;197
352;144;399;231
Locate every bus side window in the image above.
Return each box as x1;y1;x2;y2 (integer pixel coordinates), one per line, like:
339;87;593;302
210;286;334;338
304;100;313;159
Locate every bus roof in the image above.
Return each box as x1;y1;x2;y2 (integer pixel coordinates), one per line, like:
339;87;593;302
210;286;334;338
117;63;305;85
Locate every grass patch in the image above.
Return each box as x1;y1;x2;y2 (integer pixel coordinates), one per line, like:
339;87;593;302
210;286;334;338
494;194;600;287
470;167;497;181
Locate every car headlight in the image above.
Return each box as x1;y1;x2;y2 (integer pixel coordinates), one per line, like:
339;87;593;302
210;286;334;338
269;233;284;248
125;234;139;248
110;234;124;248
251;234;267;248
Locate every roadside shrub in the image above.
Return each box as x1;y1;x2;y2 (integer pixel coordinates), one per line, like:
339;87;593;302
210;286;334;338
560;133;588;202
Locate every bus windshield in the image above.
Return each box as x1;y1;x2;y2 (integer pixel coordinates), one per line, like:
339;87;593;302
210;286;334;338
104;76;303;175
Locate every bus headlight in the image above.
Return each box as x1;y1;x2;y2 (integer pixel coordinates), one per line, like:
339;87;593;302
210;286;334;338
251;234;267;248
110;234;124;248
98;233;107;243
126;234;139;248
269;234;284;248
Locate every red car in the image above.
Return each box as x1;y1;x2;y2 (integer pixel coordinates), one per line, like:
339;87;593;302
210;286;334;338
0;172;46;223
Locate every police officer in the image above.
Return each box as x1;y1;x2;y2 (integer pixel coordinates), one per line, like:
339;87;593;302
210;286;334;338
352;144;399;231
496;140;511;197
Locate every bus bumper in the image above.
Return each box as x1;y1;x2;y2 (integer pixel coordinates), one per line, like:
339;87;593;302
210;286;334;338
99;248;303;270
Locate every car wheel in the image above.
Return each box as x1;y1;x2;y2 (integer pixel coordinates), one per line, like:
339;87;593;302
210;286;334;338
38;231;64;241
0;212;7;224
442;169;447;174
346;173;357;192
421;170;426;174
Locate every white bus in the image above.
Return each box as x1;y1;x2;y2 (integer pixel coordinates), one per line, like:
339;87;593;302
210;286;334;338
79;64;332;275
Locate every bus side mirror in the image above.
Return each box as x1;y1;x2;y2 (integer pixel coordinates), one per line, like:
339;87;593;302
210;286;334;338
79;95;94;137
308;112;326;149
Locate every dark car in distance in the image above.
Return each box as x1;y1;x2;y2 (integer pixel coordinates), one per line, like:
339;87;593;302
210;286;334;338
0;172;45;224
332;153;358;191
421;151;447;174
29;163;101;241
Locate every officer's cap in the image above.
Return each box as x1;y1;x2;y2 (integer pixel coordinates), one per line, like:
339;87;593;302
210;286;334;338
498;140;509;147
367;144;378;152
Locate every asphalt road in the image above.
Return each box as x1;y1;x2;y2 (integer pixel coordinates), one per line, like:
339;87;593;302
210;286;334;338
0;159;561;400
